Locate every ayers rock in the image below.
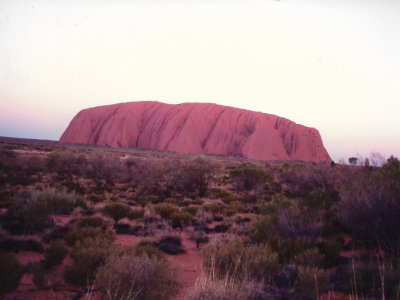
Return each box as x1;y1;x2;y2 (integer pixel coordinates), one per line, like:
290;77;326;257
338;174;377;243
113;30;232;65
60;101;331;163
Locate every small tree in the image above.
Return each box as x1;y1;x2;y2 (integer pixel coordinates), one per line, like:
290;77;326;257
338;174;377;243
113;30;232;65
46;150;87;194
179;157;218;197
348;157;358;165
229;163;267;192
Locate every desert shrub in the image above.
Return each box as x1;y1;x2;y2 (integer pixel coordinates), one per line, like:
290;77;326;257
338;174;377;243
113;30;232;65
229;163;267;192
268;236;315;264
155;234;185;255
96;252;178;300
178;157;218;197
64;226;114;246
46;150;87;193
298;266;330;295
87;152;124;192
87;193;106;204
170;211;193;228
132;159;170;197
0;191;15;208
1;190;76;234
299;187;336;211
249;215;278;244
222;201;244;217
31;263;52;289
337;156;400;253
127;208;145;220
130;240;164;260
209;188;231;199
202;202;223;214
0;238;44;253
203;237;280;282
165;197;177;205
43;240;68;269
277;203;323;241
190;230;209;248
114;222;133;234
182;199;192;206
243;244;281;283
239;193;258;204
137;195;160;206
317;236;345;267
153;203;179;219
75;196;88;209
274;264;298;288
293;248;324;268
77;216;104;228
183;205;199;216
1;193;54;234
186;276;267;300
0;252;25;295
102;203;132;223
35;190;75;215
278;163;328;197
64;236;115;286
342;257;400;299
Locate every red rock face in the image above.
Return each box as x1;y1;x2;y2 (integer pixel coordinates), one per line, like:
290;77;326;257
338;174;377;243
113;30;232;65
60;101;331;163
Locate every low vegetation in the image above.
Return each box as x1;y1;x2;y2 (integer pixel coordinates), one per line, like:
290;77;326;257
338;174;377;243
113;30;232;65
0;137;399;299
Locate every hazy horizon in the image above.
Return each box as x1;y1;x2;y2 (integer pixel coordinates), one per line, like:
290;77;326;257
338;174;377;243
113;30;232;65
1;0;399;162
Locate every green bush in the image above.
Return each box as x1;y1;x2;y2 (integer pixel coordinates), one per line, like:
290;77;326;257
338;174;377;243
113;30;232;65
337;156;400;253
64;237;115;286
229;163;267;192
183;205;200;216
222;201;244;217
249;215;278;244
243;244;281;283
129;240;164;260
77;216;104;228
0;252;25;295
186;277;267;300
102;203;132;223
87;193;106;204
31;263;50;289
164;197;177;205
36;190;76;215
170;211;193;229
96;252;178;300
153;203;179;219
298;266;330;295
293;248;324;268
127;208;145;220
203;237;280;282
2;196;53;234
155;235;185;255
268;236;315;264
202;202;223;214
64;226;114;247
43;240;68;269
138;195;160;206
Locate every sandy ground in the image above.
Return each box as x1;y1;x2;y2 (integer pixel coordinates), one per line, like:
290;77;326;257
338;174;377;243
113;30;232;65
168;231;203;300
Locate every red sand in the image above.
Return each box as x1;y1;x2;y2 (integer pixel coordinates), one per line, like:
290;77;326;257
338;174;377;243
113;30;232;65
60;101;331;163
168;231;203;300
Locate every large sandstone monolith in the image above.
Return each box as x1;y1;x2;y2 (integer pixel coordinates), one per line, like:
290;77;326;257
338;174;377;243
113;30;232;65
60;101;331;163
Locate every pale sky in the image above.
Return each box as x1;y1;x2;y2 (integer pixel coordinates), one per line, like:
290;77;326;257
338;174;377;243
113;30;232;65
1;0;399;162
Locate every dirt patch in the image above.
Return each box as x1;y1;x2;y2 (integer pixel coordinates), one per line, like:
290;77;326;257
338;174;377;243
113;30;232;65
114;233;142;249
168;231;203;300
